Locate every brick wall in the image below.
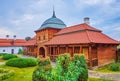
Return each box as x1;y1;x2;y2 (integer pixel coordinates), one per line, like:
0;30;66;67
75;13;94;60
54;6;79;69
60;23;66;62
35;28;60;57
97;45;116;66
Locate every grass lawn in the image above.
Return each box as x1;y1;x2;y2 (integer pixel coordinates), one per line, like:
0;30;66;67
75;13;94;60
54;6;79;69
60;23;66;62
0;65;36;81
0;56;7;62
0;55;36;81
96;63;120;73
0;65;115;81
0;55;116;81
117;45;120;49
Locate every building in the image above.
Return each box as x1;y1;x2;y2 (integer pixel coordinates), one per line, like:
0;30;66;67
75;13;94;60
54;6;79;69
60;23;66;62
0;35;27;54
24;36;37;57
25;11;119;68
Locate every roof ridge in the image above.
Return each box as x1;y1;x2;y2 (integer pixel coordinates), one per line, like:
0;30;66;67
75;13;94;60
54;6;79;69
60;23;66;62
86;30;93;43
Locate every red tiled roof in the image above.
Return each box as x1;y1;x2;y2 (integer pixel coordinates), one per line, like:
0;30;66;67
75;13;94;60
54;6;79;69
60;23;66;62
45;23;119;45
0;39;27;46
55;23;101;35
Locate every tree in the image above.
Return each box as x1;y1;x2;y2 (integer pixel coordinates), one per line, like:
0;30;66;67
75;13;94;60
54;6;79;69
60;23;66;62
18;48;23;54
25;36;31;41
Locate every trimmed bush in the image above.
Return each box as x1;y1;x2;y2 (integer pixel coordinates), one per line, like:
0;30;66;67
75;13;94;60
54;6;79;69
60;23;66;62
32;54;88;81
110;63;119;71
6;58;37;68
32;57;52;81
0;68;14;80
0;53;8;56
2;54;18;60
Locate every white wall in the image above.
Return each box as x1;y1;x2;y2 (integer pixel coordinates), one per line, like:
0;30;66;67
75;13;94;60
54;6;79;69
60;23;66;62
0;47;23;54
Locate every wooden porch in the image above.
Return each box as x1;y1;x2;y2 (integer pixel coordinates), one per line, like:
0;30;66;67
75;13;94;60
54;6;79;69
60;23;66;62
46;44;98;69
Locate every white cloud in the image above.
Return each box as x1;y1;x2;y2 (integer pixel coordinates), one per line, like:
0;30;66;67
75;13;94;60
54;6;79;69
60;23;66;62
73;0;115;6
11;14;34;26
0;0;120;40
0;27;15;38
84;0;115;5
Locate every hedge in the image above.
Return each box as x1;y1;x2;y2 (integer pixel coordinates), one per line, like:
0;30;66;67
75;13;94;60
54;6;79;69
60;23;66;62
6;58;37;68
110;63;120;71
0;68;14;80
2;54;18;60
32;54;88;81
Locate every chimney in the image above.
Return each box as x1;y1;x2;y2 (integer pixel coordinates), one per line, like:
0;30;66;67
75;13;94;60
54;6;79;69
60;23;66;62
13;35;16;40
84;17;90;24
6;35;9;40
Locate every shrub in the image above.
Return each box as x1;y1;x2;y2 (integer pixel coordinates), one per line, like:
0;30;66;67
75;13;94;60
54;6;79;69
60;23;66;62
32;57;52;81
6;58;37;68
110;63;119;71
2;54;18;60
0;68;14;80
0;53;8;56
32;54;88;81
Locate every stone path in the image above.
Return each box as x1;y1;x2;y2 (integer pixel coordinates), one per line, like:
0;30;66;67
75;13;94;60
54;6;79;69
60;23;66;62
0;62;5;65
89;70;120;81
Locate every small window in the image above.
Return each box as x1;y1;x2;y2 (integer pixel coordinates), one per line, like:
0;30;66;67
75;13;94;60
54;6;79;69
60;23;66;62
11;49;14;54
3;50;5;52
38;36;41;41
43;35;45;40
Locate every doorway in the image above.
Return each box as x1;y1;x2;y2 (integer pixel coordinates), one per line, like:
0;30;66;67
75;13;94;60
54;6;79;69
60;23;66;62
39;47;45;58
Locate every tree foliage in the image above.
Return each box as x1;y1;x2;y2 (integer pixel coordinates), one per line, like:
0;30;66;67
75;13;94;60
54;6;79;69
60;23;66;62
18;48;23;54
25;36;31;41
32;54;88;81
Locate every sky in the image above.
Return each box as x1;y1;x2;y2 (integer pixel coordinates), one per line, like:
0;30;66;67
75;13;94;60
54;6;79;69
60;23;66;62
0;0;120;41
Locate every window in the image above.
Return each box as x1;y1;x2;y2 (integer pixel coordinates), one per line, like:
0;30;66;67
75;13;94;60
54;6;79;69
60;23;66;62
3;50;5;52
38;36;41;41
43;35;45;40
11;49;14;54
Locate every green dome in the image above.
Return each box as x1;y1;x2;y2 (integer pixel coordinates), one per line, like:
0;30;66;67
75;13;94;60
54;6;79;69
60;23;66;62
38;11;66;30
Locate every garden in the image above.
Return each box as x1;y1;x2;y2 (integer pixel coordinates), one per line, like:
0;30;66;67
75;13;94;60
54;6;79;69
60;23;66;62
0;53;117;81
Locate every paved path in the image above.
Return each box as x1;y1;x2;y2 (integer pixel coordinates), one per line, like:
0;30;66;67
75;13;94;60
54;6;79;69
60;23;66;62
0;62;5;65
89;70;120;81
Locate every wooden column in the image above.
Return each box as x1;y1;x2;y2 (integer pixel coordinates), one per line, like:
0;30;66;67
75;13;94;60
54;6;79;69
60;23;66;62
66;45;68;53
72;46;74;57
53;47;55;55
57;46;59;54
80;45;82;54
49;46;51;56
89;46;92;69
45;47;48;57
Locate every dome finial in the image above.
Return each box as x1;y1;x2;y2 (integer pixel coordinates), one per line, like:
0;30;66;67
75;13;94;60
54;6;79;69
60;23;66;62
52;5;56;18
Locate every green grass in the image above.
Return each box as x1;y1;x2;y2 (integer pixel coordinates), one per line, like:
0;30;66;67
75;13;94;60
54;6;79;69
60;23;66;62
0;55;36;81
96;64;120;73
0;56;6;62
0;65;36;81
88;78;115;81
0;56;117;81
0;65;116;81
96;63;120;73
117;45;120;49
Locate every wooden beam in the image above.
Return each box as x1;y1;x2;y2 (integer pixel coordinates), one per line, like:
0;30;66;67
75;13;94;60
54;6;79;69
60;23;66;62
57;46;60;55
50;46;51;55
89;46;92;69
80;45;82;53
66;46;68;53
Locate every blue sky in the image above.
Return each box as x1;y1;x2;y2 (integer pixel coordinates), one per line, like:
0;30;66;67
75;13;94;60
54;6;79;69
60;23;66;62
0;0;120;40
